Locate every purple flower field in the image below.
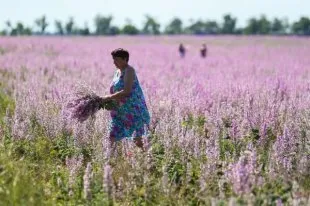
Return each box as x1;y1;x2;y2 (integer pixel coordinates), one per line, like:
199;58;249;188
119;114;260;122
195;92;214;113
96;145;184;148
0;36;309;205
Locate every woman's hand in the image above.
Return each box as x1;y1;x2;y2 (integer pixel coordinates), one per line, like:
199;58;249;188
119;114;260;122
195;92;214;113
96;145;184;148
99;95;119;110
100;95;112;104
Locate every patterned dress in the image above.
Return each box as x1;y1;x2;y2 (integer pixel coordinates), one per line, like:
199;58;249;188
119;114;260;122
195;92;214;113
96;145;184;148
109;67;150;141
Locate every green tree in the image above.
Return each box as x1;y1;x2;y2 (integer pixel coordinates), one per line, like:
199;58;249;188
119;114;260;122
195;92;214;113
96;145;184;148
271;18;284;34
221;14;237;34
205;20;220;34
22;25;32;35
292;17;310;35
79;23;90;36
9;22;32;36
122;19;139;35
142;15;160;35
65;17;75;35
109;26;120;35
258;15;271;34
244;17;260;34
185;20;205;34
0;30;6;36
234;28;243;34
94;15;113;35
35;15;48;34
122;25;139;35
165;18;183;34
55;20;64;35
5;20;12;34
185;20;219;35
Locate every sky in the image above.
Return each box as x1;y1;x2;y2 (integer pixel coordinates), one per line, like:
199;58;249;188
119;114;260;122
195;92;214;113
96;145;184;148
0;0;309;32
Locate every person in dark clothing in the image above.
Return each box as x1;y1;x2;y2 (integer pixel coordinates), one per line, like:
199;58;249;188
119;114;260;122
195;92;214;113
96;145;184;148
179;43;186;58
200;44;207;58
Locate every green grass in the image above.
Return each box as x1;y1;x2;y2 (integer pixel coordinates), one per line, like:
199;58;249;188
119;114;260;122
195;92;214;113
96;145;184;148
0;86;310;205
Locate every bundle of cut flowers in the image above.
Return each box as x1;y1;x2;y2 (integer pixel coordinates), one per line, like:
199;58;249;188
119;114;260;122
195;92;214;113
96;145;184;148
65;84;118;123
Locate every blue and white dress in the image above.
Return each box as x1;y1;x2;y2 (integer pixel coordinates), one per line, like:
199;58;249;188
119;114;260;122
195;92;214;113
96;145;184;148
109;67;150;141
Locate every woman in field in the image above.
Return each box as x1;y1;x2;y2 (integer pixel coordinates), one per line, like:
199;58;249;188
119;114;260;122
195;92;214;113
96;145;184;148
200;43;207;58
179;43;186;58
100;48;150;150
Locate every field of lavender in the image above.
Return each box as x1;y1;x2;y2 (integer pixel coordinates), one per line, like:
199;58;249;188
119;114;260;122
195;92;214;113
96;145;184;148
0;36;309;205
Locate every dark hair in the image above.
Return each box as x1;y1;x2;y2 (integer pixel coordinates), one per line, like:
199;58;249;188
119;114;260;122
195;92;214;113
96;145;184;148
111;48;129;62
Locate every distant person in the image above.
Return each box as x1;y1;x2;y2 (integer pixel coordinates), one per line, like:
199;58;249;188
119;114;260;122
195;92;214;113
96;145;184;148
179;43;186;58
200;44;207;58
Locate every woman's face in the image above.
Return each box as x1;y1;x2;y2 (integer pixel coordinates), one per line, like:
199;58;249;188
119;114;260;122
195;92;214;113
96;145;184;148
113;57;127;69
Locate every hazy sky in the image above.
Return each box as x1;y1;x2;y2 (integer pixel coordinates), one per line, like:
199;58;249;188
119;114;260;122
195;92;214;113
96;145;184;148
1;0;309;31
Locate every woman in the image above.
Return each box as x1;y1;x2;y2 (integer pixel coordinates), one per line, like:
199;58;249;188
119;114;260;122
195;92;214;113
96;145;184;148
101;48;150;149
200;43;207;58
179;43;186;58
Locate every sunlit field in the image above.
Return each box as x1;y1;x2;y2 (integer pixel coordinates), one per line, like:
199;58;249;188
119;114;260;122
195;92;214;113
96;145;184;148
0;36;309;205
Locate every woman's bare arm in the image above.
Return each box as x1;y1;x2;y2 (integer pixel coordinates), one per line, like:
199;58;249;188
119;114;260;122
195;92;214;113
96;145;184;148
103;67;135;101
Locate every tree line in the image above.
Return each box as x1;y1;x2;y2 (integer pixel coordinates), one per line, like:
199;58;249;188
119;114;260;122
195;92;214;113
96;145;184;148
1;14;310;36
